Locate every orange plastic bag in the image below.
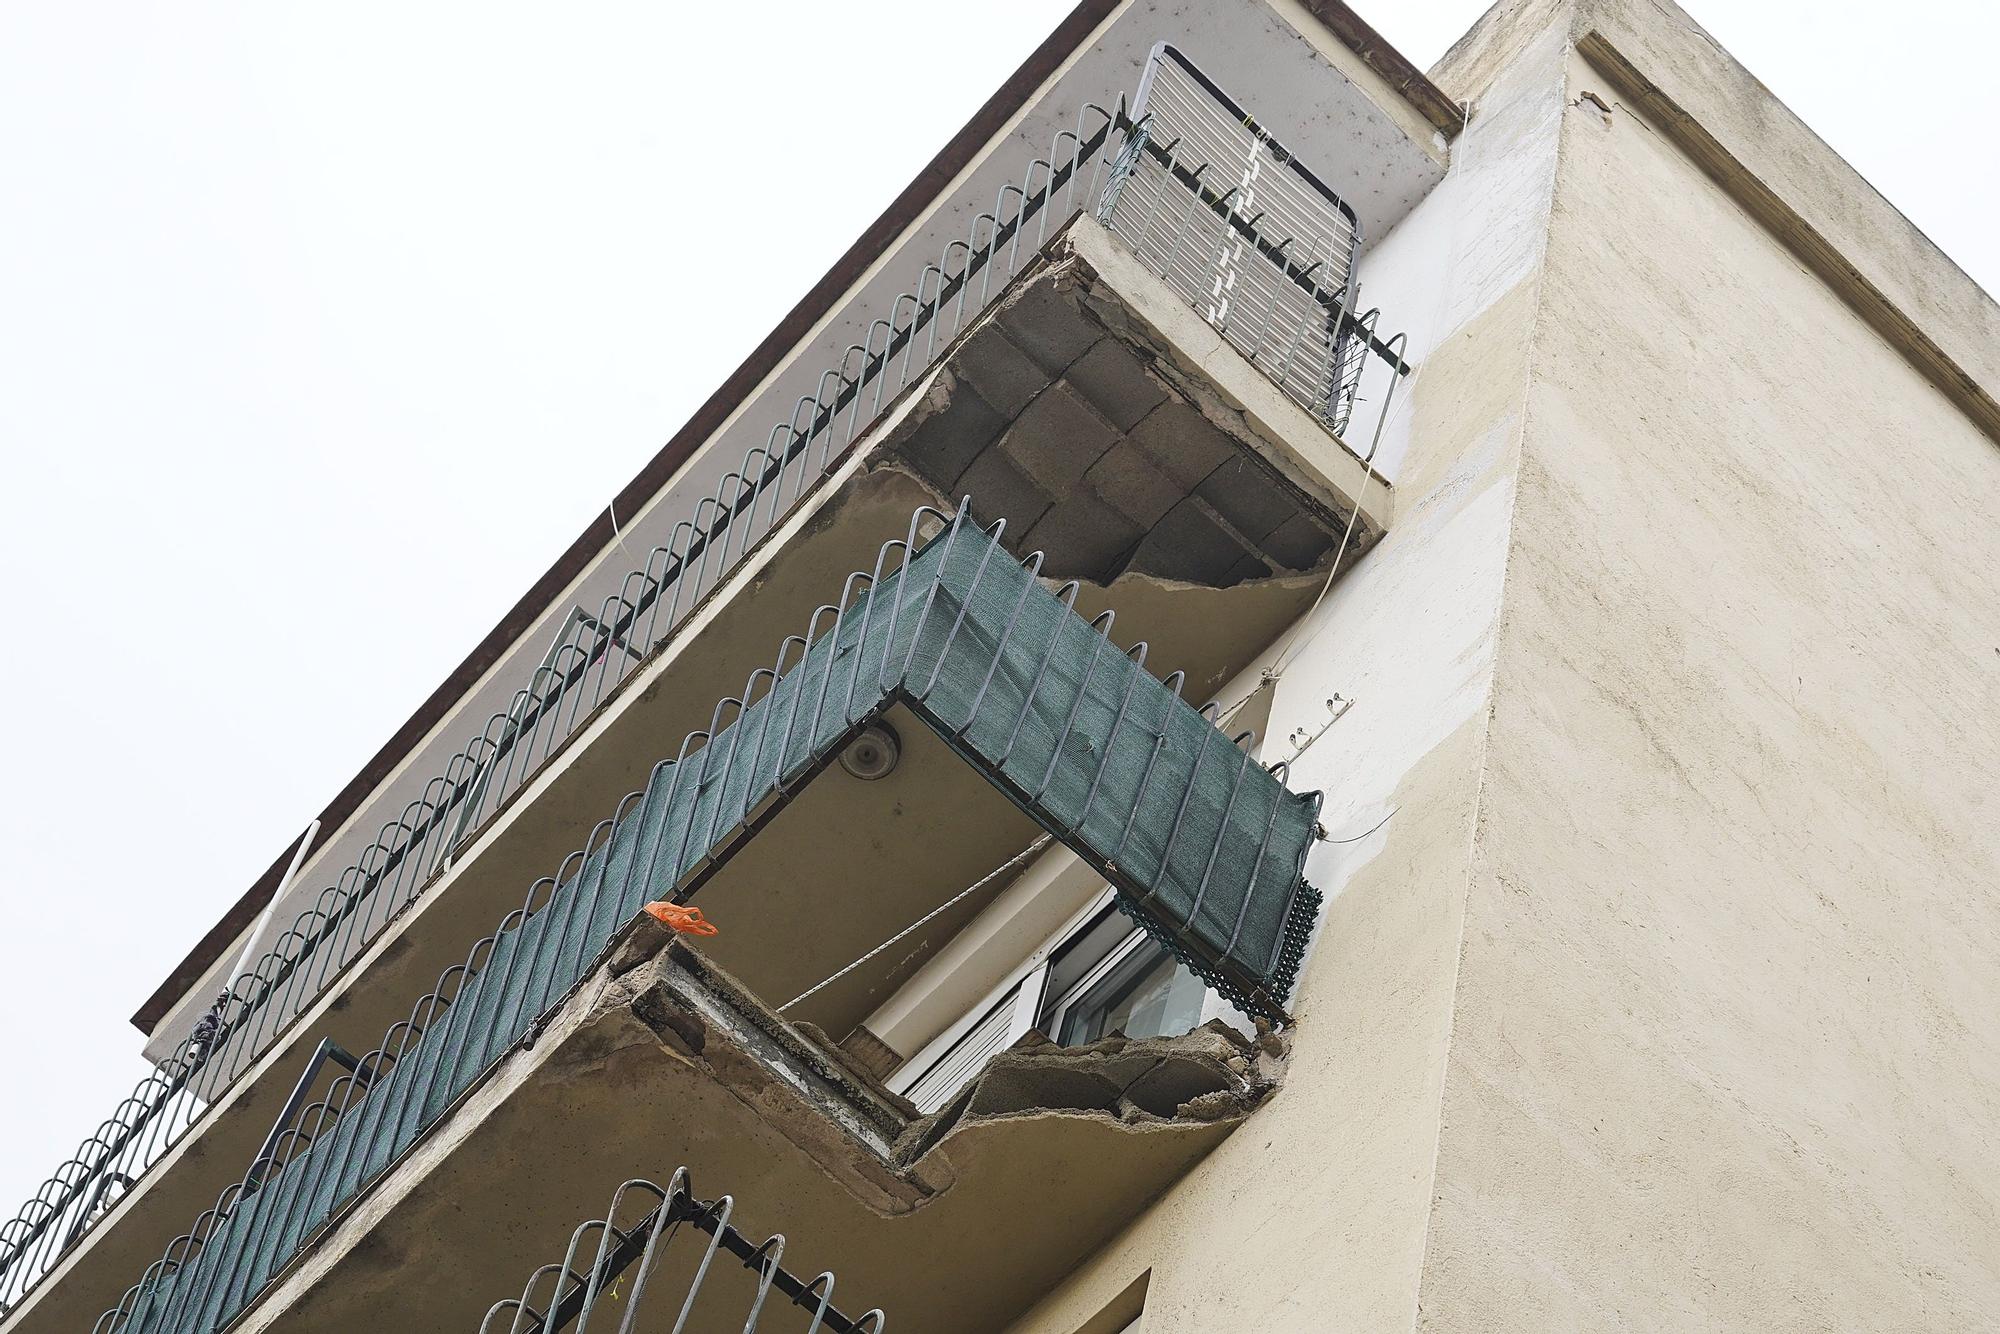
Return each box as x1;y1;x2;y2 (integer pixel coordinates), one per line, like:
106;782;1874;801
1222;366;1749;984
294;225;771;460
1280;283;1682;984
643;901;718;937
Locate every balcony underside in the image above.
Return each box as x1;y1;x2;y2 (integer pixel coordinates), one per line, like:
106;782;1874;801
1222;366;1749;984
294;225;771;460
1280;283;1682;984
230;921;1277;1334
77;504;1327;1334
878;214;1386;588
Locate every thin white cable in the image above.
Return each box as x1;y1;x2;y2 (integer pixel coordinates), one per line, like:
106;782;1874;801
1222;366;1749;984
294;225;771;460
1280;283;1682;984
606;495;638;564
1193;351;1425;735
777;834;1054;1014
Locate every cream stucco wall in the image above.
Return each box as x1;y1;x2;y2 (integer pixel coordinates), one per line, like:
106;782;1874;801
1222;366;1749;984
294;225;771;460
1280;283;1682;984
1004;1;2000;1330
1413;18;2000;1334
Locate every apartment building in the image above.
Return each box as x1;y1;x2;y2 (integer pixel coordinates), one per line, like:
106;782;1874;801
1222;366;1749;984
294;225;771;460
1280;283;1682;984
5;0;1996;1329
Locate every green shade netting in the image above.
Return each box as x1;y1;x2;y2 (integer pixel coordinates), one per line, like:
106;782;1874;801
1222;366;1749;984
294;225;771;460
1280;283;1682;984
104;508;1320;1334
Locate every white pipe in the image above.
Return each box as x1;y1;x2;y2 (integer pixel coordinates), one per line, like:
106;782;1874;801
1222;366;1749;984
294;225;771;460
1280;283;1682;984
220;820;320;1003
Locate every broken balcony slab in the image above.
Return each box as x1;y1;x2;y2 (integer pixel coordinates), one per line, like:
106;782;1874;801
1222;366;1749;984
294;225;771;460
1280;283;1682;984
877;213;1390;588
77;504;1336;1334
226;923;1277;1334
0;476;976;1334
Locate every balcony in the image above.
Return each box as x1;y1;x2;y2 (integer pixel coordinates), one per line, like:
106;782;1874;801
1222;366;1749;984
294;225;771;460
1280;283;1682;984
479;1170;888;1333
209;934;1269;1333
4;30;1433;1331
83;507;1306;1334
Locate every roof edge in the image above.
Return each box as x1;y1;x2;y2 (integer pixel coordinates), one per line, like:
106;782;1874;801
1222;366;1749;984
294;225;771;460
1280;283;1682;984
1298;0;1467;136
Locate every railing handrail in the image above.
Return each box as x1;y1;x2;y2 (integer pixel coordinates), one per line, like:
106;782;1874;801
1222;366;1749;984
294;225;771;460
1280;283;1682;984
1097;42;1410;438
478;1171;885;1334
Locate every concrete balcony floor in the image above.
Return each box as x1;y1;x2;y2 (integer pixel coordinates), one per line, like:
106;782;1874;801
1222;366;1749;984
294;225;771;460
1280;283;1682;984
228;919;1281;1334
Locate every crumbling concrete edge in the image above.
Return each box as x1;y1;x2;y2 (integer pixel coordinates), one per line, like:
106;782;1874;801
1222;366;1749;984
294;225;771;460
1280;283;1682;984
606;917;1286;1220
857;214;1391;577
901;1020;1287;1167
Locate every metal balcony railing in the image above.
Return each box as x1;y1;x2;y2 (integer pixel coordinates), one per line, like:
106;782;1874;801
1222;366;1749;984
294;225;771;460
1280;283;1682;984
478;1171;885;1333
91;500;1323;1334
0;105;1122;1313
1099;43;1411;435
12;45;1415;1310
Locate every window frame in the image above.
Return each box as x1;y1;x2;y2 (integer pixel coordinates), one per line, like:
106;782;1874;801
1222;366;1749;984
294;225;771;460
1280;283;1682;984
885;888;1112;1108
1038;912;1172;1045
886;885;1246;1111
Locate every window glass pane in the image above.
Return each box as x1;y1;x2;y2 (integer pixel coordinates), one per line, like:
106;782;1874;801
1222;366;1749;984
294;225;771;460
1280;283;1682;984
1042;903;1134;1002
1056;940;1209;1046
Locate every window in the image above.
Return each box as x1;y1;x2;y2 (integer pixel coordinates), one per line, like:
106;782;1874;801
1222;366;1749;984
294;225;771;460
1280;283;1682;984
888;892;1248;1113
1038;906;1211;1046
1046;933;1209;1047
898;979;1030;1113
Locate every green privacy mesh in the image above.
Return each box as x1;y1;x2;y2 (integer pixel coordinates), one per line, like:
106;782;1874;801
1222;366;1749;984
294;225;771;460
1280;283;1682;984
97;502;1322;1334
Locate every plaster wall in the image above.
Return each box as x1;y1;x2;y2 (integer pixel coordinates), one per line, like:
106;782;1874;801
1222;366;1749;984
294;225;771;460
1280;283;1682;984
1411;20;2000;1332
1572;0;2000;402
995;23;1569;1332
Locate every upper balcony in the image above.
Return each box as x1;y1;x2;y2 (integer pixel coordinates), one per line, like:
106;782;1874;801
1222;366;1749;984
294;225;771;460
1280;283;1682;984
2;7;1453;1329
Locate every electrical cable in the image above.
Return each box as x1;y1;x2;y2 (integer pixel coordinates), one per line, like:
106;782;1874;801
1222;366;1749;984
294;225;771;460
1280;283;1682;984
1324;806;1397;843
1260;99;1477;682
776;835;1055;1014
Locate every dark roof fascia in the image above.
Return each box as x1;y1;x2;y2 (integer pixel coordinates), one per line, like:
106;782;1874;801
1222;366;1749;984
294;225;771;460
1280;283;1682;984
1297;0;1467;137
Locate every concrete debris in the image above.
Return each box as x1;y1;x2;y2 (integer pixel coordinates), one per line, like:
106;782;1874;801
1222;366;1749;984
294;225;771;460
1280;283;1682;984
603;919;1286;1217
834;1021;905;1083
896;1020;1281;1165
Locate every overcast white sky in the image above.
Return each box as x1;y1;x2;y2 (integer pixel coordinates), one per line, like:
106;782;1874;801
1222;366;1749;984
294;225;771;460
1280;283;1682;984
0;0;1993;1245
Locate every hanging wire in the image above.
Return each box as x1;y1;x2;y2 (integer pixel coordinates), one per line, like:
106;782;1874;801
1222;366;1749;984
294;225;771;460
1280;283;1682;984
779;836;1054;1013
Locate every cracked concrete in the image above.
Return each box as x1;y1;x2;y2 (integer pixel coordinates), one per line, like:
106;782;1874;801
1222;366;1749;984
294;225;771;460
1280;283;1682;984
878;216;1389;589
610;923;1280;1214
220;916;1279;1334
900;1022;1282;1164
